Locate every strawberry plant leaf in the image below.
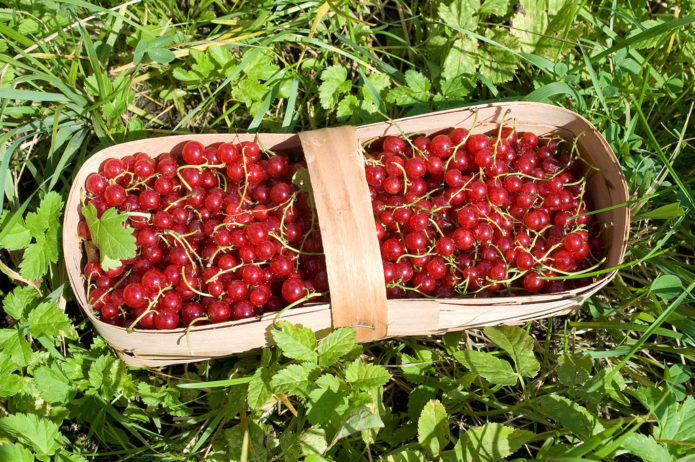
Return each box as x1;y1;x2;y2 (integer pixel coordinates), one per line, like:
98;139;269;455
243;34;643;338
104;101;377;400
247;367;275;410
82;203;136;272
0;211;31;250
483;325;540;378
0;442;35;462
345;360;390;390
0;374;22;398
453;350;517;386
654;396;695;443
0;328;32;369
28;302;74;340
330;406;384;447
0;413;62;458
317;328;356;367
270;363;317;398
441;37;477;81
300;427;328;456
418;399;449;458
271;321;317;362
450;423;534;462
480;0;509;16
621;433;675;462
19;236;56;281
319;65;351;110
438;0;479;31
3;285;38;321
537;394;605;440
557;353;593;386
89;355;129;400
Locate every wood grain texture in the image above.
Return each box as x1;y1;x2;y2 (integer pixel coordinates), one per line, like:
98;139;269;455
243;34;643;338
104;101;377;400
299;126;389;342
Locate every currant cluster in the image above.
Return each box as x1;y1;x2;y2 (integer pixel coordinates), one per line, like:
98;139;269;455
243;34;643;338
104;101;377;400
364;127;604;298
80;140;326;330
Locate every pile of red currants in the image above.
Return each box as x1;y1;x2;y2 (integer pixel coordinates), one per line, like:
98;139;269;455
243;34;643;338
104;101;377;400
79;127;603;330
366;127;603;299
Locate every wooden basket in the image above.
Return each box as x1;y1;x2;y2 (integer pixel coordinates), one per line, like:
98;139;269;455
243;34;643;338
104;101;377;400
63;102;629;367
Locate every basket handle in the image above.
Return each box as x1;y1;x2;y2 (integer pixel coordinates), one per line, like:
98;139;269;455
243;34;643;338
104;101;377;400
299;126;388;342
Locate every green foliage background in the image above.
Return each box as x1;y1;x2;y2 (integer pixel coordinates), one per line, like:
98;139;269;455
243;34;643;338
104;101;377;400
0;0;694;460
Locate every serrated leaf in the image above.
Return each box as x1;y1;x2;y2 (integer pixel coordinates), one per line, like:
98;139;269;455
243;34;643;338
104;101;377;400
3;285;38;321
306;386;349;426
272;321;317;362
621;433;675;462
319;65;351;110
19;236;55;281
438;0;480;31
452;423;534;462
232;78;268;108
454;350;517;386
538;393;605;440
317;328;356;367
0;212;31;250
478;28;520;84
345;360;390;390
336;94;358;120
28;302;73;340
418;400;449;458
89;355;128;399
650;275;683;301
35;191;63;228
654;396;695;443
331;406;384;446
270;363;316;397
557;353;592;386
442;37;477;81
34;365;74;404
0;328;32;368
404;70;431;95
408;385;438;421
483;325;540;378
301;427;327;456
244;48;279;81
0;413;62;458
480;0;509;16
247;367;274;410
0;442;35;462
0;374;21;397
82;203;136;272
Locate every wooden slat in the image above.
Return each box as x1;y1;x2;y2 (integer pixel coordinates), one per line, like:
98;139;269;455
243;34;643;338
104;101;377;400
299;127;389;342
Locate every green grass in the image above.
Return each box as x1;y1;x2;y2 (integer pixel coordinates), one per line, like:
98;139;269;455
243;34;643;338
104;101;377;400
0;0;694;460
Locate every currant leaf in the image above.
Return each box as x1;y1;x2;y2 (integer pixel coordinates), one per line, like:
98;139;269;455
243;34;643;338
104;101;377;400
82;203;136;271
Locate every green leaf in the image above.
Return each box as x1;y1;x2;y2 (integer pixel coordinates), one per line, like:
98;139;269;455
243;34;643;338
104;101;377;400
480;0;509;15
301;427;328;456
317;328;356;367
654;396;695;443
331;406;384;446
621;433;675;462
511;0;564;54
0;442;35;462
0;212;31;250
34;365;74;404
408;385;438;422
0;413;62;458
271;321;317;362
306;385;349;426
557;353;593;386
319;65;351;110
441;37;477;81
637;203;685;220
82;203;136;272
483;325;540;378
3;285;38;321
0;328;32;368
537;394;605;440
28;302;73;340
148;47;175;64
336;94;359;121
89;355;128;400
270;363;317;397
454;350;517;386
247;367;274;410
438;0;480;31
345;360;390;390
0;374;21;397
452;423;534;462
19;236;56;281
478;28;520;84
650;275;684;301
418;400;449;458
404;70;431;95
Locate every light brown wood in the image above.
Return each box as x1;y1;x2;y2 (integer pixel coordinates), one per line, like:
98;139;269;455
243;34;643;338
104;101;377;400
62;102;630;367
299;127;389;342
